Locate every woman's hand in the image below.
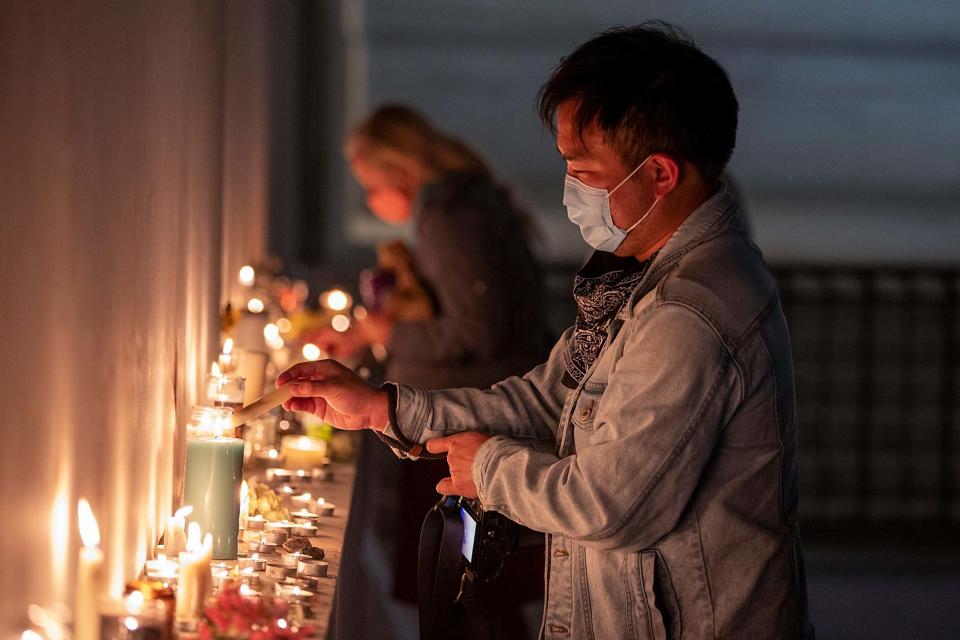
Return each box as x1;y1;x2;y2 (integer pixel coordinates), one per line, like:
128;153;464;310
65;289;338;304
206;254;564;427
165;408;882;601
277;360;389;431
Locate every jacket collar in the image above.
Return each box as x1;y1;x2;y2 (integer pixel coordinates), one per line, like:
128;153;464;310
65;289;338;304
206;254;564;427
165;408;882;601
618;185;740;318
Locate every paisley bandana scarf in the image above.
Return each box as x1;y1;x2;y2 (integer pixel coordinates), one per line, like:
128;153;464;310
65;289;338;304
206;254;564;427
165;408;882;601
563;251;656;387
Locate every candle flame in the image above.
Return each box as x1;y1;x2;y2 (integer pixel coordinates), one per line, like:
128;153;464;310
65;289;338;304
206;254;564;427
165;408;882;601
125;591;145;615
22;631;43;640
277;619;288;630
318;498;325;506
211;362;221;376
77;499;100;548
331;313;350;332
323;289;350;311
302;343;321;361
174;505;193;519
203;533;213;552
292;587;301;596
238;265;255;286
247;297;265;313
223;338;234;355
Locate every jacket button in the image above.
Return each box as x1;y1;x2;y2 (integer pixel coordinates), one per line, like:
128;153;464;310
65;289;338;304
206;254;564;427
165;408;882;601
580;402;593;420
549;624;569;634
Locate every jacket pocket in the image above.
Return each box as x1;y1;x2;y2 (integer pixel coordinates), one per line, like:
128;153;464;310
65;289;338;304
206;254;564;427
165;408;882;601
571;382;605;431
634;550;682;640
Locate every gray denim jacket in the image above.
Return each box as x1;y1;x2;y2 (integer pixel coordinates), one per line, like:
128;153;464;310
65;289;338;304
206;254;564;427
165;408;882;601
383;188;814;639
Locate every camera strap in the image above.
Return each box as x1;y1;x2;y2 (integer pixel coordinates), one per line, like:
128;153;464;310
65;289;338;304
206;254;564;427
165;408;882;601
418;499;466;640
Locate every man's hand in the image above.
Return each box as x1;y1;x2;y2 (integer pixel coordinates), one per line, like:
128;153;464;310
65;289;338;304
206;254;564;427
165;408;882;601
277;360;389;432
426;432;493;499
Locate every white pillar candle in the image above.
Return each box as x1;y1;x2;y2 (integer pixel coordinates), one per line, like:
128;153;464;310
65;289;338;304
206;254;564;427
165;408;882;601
175;523;213;625
75;499;103;640
164;506;193;558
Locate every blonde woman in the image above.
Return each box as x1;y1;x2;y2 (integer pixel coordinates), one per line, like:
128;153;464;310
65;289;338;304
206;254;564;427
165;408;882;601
327;105;547;640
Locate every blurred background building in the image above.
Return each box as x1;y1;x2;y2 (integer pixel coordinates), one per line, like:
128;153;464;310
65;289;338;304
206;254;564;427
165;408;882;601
1;1;958;637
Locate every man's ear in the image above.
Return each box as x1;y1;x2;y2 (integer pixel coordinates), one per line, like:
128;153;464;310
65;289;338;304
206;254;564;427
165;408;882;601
649;153;681;198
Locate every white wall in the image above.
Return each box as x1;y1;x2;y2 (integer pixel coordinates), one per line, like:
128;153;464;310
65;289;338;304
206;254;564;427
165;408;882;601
0;1;276;633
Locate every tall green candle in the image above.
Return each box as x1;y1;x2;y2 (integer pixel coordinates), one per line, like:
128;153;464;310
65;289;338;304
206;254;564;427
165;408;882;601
183;435;244;559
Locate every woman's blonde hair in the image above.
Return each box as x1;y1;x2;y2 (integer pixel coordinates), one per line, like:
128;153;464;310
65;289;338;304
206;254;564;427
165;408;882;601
345;104;490;178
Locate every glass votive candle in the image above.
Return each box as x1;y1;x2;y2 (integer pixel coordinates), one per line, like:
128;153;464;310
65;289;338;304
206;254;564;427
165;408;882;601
205;372;245;413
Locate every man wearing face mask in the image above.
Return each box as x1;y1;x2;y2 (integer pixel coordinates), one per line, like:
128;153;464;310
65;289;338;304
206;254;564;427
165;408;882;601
279;22;814;640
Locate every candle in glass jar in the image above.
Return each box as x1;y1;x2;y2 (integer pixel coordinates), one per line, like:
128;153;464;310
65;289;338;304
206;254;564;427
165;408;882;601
281;436;327;470
75;499;104;640
183;414;244;560
205;363;245;413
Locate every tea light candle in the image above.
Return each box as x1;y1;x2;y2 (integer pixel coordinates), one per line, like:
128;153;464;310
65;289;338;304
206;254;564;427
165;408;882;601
291;523;318;538
144;553;179;583
290;509;319;524
245;514;266;531
261;529;288;545
255;541;277;556
277;585;313;603
238;553;267;572
290;492;313;508
297;559;328;578
266;563;295;580
266;468;294;483
266;520;294;534
315;498;335;517
76;499;104;640
281;551;302;569
240;567;261;587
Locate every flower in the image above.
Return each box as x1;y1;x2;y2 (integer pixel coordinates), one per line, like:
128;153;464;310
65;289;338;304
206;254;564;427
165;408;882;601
200;581;314;640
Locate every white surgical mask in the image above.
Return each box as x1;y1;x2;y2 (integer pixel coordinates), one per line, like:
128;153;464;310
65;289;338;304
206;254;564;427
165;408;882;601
563;155;660;252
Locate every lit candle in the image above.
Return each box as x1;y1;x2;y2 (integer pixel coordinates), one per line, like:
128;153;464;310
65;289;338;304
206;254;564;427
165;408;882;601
315;498;335;517
291;509;319;525
290;492;313;508
175;524;212;626
218;338;236;373
266;563;295;580
291;522;318;538
75;499;103;640
182;414;244;560
245;514;266;531
164;505;192;558
281;551;301;569
144;553;179;583
281;436;327;470
205;363;245;412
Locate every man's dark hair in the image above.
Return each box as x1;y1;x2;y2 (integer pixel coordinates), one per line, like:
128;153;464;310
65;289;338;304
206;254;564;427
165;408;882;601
538;21;738;182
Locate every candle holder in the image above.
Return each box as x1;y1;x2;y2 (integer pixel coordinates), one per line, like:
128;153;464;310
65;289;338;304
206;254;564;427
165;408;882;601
245;514;266;531
297;559;328;578
291;523;318;538
314;499;335;517
281;436;328;470
204;369;245;414
261;529;288;545
266;563;295;580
